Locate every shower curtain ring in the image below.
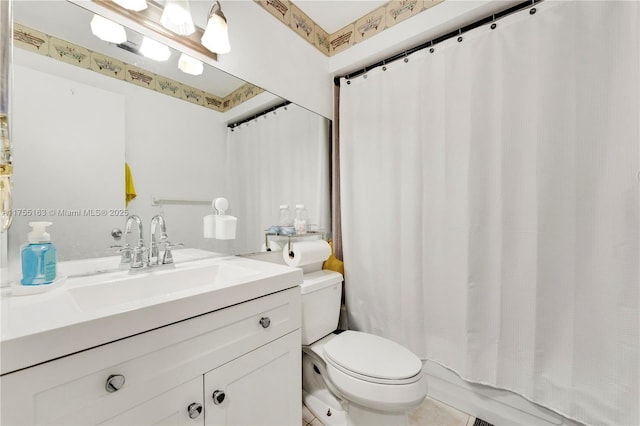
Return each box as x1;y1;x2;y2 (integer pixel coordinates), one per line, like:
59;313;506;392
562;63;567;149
429;40;435;54
490;14;497;30
363;67;368;79
404;51;409;63
457;28;463;43
382;60;387;71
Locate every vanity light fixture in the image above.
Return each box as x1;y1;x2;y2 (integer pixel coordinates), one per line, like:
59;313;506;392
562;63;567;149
160;0;196;36
113;0;148;12
178;53;204;75
90;14;127;44
201;1;230;54
140;36;171;61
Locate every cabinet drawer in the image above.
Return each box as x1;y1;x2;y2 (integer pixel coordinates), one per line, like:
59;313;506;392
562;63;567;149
0;287;300;425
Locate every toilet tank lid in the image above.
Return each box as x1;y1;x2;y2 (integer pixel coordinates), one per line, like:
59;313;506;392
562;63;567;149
300;270;343;294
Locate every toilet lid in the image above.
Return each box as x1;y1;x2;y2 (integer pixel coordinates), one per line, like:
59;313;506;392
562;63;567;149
323;331;422;383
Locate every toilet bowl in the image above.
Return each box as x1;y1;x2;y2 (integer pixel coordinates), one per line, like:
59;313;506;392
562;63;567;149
300;270;427;425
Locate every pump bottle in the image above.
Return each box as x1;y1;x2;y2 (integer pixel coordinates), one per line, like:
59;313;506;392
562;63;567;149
21;221;57;285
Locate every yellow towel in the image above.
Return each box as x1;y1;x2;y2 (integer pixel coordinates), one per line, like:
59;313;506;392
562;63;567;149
125;162;136;207
323;239;344;276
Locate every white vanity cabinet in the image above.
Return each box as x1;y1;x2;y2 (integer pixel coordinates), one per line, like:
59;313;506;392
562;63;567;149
204;332;300;425
0;287;301;426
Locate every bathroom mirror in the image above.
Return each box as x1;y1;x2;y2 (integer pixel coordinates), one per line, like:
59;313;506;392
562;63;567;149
7;0;331;274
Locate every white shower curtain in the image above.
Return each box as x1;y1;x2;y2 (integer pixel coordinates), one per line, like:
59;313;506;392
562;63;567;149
225;104;331;254
339;2;639;425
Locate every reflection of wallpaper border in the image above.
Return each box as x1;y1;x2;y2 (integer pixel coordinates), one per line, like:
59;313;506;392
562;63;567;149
13;23;264;112
256;0;444;56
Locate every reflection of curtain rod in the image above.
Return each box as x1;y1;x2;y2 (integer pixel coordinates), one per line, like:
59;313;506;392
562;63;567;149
227;101;291;129
151;196;212;206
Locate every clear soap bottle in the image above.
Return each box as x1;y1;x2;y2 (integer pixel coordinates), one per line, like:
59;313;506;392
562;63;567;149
278;204;292;227
21;221;57;285
294;204;308;235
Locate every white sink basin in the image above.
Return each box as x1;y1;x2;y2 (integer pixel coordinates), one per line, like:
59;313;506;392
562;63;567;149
1;249;303;375
68;260;260;312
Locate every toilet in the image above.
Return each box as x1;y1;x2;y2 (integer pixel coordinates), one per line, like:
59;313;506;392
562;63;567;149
300;269;427;426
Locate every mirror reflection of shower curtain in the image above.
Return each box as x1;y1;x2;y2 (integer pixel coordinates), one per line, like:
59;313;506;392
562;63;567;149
225;104;331;254
339;2;639;425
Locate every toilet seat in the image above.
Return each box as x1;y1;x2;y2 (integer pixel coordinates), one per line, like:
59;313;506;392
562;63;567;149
304;332;428;414
323;331;423;385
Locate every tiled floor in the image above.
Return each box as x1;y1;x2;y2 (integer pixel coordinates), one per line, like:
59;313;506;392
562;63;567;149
303;397;477;426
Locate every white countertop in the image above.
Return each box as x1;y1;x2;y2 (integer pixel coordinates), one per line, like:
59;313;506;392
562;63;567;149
0;250;302;375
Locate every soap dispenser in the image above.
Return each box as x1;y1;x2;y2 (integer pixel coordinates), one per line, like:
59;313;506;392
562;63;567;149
21;221;57;285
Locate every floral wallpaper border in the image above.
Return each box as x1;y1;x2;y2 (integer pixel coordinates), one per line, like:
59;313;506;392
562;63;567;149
13;23;264;113
255;0;444;56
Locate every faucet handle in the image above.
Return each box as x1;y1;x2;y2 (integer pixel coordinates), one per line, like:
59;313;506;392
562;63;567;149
110;244;134;268
109;243;133;264
161;241;184;265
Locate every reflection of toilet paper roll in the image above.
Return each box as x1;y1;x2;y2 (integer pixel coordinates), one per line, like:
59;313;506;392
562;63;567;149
203;214;216;238
215;215;237;240
261;241;283;252
283;240;331;267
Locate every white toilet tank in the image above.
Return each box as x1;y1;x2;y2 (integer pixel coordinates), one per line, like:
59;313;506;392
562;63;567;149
300;270;343;345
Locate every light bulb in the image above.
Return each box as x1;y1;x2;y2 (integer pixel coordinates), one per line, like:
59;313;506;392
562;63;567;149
160;0;196;36
201;13;230;54
140;37;171;61
90;15;127;44
113;0;148;11
178;53;204;75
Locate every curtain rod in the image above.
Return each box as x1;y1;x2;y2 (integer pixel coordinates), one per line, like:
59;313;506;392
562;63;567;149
334;0;542;86
227;101;292;129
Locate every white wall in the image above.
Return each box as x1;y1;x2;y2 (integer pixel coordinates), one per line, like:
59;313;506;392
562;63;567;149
10;61;125;265
122;88;231;255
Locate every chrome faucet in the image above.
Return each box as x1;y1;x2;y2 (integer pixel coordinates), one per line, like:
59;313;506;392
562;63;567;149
149;214;168;266
125;215;146;268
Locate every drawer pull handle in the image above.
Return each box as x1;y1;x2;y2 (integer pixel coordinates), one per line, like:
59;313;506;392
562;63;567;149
212;390;226;405
259;316;271;328
187;402;203;419
105;374;125;393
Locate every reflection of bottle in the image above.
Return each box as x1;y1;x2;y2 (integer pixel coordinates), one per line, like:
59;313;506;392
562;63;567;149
279;204;292;227
294;204;308;235
21;221;57;285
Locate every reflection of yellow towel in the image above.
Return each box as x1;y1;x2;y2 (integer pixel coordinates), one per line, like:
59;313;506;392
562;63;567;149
125;162;136;207
323;239;344;276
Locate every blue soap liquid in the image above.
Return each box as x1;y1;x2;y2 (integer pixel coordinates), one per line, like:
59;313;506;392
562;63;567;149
21;243;57;285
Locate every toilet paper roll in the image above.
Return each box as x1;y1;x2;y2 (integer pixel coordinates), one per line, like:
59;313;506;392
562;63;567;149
283;240;331;268
261;240;283;252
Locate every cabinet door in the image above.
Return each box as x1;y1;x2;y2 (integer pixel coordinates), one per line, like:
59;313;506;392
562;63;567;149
204;331;301;426
100;376;204;426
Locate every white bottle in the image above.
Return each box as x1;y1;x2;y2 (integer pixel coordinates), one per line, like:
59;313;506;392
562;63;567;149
278;204;292;227
294;204;308;235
